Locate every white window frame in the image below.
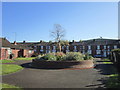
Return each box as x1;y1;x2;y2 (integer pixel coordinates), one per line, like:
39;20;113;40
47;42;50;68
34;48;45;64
74;46;77;50
87;50;92;54
66;46;69;50
104;45;106;49
96;50;101;54
41;46;43;50
114;45;117;49
82;50;85;54
46;46;50;49
88;45;91;50
83;46;85;49
62;46;64;50
107;45;110;49
97;45;100;50
53;46;56;50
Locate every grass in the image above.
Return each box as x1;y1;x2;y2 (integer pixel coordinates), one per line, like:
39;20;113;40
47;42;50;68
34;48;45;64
0;83;22;89
0;64;23;75
13;57;36;60
101;58;120;88
103;62;113;64
0;60;15;63
101;58;113;64
101;58;110;61
106;74;120;88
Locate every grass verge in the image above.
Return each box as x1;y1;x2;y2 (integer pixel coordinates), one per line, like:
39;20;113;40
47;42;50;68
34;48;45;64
0;83;22;89
0;64;23;75
106;74;120;88
14;57;36;60
101;58;113;64
0;60;15;64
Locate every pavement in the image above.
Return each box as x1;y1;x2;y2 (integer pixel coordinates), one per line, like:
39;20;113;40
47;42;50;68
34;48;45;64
2;58;116;88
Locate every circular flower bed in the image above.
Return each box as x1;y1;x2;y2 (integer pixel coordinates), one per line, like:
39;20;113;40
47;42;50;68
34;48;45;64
32;52;94;69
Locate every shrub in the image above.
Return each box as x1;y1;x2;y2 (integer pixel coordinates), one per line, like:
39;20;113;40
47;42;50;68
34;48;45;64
84;53;93;60
42;53;57;61
65;52;84;61
55;52;66;61
35;55;42;59
112;49;120;52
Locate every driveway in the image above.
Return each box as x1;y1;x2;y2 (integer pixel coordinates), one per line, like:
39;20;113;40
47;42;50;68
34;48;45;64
2;59;116;88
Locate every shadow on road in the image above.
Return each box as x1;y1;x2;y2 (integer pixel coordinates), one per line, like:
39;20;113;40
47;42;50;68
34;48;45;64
95;63;117;75
85;59;117;88
20;62;66;70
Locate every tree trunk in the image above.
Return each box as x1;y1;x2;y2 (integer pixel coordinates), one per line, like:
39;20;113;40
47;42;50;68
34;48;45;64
58;42;61;52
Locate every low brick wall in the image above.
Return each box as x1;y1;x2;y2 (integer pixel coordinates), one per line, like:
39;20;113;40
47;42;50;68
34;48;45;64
31;59;94;69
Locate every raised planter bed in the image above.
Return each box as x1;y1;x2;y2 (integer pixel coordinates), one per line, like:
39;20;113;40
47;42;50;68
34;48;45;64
31;59;94;69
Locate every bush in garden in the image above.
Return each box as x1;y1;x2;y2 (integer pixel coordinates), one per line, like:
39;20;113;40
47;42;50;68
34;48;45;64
84;53;93;60
35;55;42;59
55;52;66;60
65;52;84;61
42;53;57;61
35;52;93;61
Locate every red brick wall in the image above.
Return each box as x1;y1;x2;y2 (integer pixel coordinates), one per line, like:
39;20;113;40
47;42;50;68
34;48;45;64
23;49;34;57
0;48;9;60
12;49;19;59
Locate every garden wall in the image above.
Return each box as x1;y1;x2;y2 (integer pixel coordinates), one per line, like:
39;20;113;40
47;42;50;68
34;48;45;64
32;59;94;69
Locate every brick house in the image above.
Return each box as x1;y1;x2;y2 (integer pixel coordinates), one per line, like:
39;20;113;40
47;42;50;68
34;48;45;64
0;38;34;60
27;38;120;58
12;38;120;58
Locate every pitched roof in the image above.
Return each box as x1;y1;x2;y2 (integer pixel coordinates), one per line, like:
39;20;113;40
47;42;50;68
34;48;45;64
0;38;33;50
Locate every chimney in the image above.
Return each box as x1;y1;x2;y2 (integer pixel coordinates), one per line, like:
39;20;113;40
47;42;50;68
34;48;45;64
40;40;43;43
14;41;17;45
23;40;25;43
72;40;75;43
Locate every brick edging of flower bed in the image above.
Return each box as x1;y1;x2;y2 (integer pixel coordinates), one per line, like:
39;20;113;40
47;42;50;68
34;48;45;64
31;59;94;69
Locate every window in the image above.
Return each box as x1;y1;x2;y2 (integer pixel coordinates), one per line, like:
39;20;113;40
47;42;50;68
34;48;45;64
80;46;82;50
96;50;101;54
88;45;91;50
29;50;32;53
82;50;85;54
83;46;85;49
88;50;92;54
97;45;100;50
104;45;106;49
74;46;76;50
66;46;69;50
114;45;117;49
52;50;56;52
40;50;43;52
66;50;69;52
107;51;110;55
62;46;64;50
46;46;50;49
40;46;43;49
107;46;110;49
53;46;56;50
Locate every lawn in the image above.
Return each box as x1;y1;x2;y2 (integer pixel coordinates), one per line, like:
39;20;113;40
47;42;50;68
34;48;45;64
0;83;22;89
0;60;15;64
102;58;120;88
106;74;120;88
0;64;23;75
13;57;36;60
101;58;113;64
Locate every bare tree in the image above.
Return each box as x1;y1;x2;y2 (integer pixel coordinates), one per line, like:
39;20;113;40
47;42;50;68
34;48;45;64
51;24;65;52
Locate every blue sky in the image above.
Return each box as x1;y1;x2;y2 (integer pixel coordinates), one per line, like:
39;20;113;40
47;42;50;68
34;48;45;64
2;2;118;42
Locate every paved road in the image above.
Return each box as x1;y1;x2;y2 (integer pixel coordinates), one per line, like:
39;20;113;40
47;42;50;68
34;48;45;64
2;59;116;88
